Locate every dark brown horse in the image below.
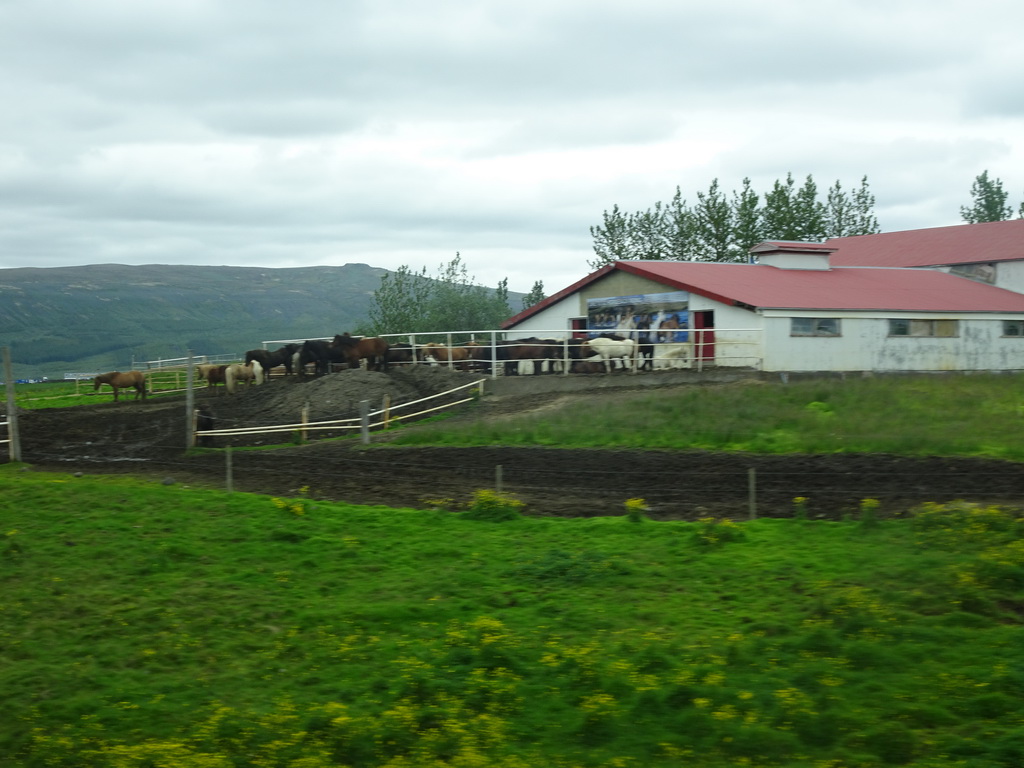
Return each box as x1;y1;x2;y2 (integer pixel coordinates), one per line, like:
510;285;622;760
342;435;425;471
93;371;147;401
332;334;390;371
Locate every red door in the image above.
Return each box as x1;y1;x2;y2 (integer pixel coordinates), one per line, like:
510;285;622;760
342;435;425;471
692;311;715;362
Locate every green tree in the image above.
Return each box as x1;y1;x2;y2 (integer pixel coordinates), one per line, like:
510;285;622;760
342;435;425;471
761;173;799;240
590;174;880;264
664;186;700;261
521;280;546;310
365;253;512;336
731;177;763;257
693;178;736;262
961;170;1013;223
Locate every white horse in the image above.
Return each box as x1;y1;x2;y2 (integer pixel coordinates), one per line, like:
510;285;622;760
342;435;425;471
225;360;264;394
583;336;637;372
653;342;691;370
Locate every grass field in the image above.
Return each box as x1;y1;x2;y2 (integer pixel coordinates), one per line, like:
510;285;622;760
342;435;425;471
2;466;1022;767
391;373;1024;460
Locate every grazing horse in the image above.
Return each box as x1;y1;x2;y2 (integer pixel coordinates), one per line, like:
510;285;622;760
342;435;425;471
225;361;264;394
582;336;637;373
246;343;300;377
331;333;390;371
93;371;147;401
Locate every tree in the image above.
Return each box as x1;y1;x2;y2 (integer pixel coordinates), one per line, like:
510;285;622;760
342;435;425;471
961;170;1013;223
849;176;881;236
731;177;763;257
590;173;881;264
364;253;512;336
693;178;736;262
521;280;546;310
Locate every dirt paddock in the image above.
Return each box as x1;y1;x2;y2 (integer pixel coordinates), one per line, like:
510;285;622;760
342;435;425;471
16;366;1024;520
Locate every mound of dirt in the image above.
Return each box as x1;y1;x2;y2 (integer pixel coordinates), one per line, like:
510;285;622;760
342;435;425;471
201;365;484;435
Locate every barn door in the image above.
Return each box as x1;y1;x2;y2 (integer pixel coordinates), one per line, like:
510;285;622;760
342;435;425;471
692;310;715;362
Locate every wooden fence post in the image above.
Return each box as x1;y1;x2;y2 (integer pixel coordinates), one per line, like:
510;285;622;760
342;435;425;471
748;467;757;520
3;347;21;462
301;401;310;443
360;400;370;444
185;350;195;451
225;446;234;494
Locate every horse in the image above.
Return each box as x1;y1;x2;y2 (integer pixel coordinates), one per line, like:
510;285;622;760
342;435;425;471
653;342;690;370
496;337;563;376
657;314;683;343
297;339;347;376
225;361;264;394
331;333;390;372
93;371;147;401
246;343;300;377
196;364;229;392
417;341;486;371
385;342;415;366
582;336;637;373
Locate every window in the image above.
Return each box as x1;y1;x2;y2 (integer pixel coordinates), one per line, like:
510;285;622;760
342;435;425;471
791;317;840;337
1003;320;1024;337
888;319;959;337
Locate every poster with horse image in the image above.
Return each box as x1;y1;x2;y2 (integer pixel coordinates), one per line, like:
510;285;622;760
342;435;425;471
587;291;690;342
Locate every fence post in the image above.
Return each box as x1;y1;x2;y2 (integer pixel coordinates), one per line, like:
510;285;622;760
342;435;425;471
301;401;310;443
3;347;21;462
185;350;195;451
360;400;370;444
748;467;757;520
225;446;234;493
382;394;391;429
496;464;503;493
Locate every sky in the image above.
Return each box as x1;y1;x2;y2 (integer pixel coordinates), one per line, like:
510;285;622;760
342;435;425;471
2;0;1023;295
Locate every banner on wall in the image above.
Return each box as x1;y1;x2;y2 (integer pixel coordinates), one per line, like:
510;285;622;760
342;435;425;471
586;291;690;342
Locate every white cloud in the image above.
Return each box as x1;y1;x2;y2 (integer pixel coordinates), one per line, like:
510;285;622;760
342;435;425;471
1;0;1023;296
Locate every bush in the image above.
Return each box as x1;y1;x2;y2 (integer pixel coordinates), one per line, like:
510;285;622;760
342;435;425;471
462;489;524;521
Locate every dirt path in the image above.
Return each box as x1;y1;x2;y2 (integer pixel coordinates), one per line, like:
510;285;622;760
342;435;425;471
17;368;1024;519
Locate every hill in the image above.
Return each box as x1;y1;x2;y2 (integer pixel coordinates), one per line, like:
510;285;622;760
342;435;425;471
0;262;505;380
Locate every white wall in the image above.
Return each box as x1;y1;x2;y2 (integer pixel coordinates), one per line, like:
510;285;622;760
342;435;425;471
761;311;1024;372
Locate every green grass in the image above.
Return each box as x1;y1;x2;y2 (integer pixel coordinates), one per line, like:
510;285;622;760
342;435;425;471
2;466;1023;767
7;376;187;410
394;373;1024;459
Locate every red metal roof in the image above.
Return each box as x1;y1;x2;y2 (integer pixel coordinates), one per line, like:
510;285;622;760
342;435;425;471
829;219;1024;268
617;261;1024;312
502;258;1024;328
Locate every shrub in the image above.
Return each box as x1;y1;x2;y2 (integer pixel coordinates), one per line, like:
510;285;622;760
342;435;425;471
462;489;524;521
693;517;745;548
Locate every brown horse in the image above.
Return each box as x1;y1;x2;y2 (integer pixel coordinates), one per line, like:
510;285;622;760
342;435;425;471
417;341;487;370
93;371;147;401
331;333;390;371
196;364;229;392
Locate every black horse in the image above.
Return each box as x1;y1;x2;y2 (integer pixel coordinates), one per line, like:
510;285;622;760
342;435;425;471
298;339;347;376
245;343;301;377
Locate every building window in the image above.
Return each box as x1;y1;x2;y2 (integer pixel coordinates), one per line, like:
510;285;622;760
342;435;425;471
888;319;959;337
791;317;840;337
1003;320;1024;337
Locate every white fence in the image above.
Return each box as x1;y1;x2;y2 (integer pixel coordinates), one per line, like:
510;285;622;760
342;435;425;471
194;378;485;445
258;328;764;377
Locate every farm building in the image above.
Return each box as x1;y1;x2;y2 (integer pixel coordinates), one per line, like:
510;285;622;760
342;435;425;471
502;220;1024;373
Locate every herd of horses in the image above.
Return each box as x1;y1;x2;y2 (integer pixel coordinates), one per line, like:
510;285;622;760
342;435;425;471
236;332;687;381
91;331;692;401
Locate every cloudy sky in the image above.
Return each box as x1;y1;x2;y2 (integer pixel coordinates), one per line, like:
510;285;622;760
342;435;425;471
2;0;1023;294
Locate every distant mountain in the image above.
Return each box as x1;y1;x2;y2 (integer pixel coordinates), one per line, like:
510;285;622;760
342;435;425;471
0;263;392;379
